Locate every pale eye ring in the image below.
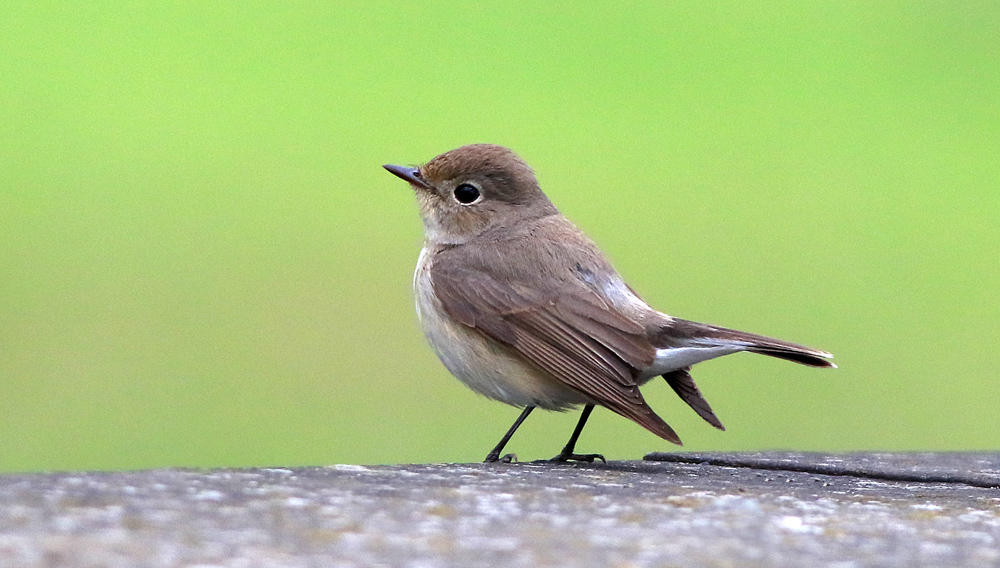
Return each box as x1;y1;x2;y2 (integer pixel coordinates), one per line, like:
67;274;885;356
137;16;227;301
453;183;481;204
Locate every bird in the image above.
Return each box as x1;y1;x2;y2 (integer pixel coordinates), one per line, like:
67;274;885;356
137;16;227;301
384;144;834;463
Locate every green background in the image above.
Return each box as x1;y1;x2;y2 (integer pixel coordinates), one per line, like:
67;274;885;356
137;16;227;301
2;2;997;473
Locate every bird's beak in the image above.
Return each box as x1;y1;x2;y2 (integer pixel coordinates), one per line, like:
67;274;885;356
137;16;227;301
383;164;432;190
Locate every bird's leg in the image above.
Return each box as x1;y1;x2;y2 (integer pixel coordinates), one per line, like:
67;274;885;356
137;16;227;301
545;404;605;463
484;406;535;463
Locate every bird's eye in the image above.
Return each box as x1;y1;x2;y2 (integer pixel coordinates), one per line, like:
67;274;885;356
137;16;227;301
453;183;481;204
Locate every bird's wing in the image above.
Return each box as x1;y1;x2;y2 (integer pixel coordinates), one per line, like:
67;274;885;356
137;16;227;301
432;255;682;444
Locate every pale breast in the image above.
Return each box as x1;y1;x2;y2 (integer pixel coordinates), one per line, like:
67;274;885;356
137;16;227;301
414;246;590;410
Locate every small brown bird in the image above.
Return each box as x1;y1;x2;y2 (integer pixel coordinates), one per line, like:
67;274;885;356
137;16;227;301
384;144;834;463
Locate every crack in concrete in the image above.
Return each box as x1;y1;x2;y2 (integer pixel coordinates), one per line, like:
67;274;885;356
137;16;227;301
644;452;1000;489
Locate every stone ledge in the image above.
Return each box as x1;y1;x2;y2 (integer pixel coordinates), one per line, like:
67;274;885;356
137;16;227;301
1;453;998;567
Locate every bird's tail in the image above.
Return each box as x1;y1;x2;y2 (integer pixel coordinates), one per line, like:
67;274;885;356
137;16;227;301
661;318;836;368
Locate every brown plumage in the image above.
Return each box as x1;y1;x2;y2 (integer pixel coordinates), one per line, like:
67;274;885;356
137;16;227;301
385;144;834;462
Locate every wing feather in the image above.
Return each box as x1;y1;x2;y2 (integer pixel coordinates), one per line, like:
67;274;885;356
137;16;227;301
432;257;681;444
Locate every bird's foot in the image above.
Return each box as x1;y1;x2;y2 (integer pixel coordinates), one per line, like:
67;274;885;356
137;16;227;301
484;452;517;464
535;452;606;464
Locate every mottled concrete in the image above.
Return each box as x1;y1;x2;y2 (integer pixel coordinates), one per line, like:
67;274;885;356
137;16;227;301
1;453;998;567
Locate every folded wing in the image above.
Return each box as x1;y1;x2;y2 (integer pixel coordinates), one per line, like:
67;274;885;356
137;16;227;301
432;257;684;445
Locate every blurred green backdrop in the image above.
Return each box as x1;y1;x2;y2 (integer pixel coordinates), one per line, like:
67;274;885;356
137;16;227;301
1;2;998;473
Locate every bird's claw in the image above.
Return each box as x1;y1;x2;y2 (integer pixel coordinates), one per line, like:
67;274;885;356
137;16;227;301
484;452;518;464
536;452;606;464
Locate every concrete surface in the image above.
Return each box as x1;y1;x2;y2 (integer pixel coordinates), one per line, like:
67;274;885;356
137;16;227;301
1;452;998;567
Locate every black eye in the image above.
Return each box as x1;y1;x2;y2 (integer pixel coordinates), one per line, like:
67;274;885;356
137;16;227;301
453;183;480;204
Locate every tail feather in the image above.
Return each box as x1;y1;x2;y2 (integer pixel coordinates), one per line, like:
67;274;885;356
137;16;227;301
746;345;835;368
661;318;836;368
663;368;725;430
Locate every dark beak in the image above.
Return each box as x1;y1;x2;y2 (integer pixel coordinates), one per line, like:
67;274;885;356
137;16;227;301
383;164;432;190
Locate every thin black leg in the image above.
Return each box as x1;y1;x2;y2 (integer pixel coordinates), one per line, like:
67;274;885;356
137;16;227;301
484;406;535;463
546;404;605;463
